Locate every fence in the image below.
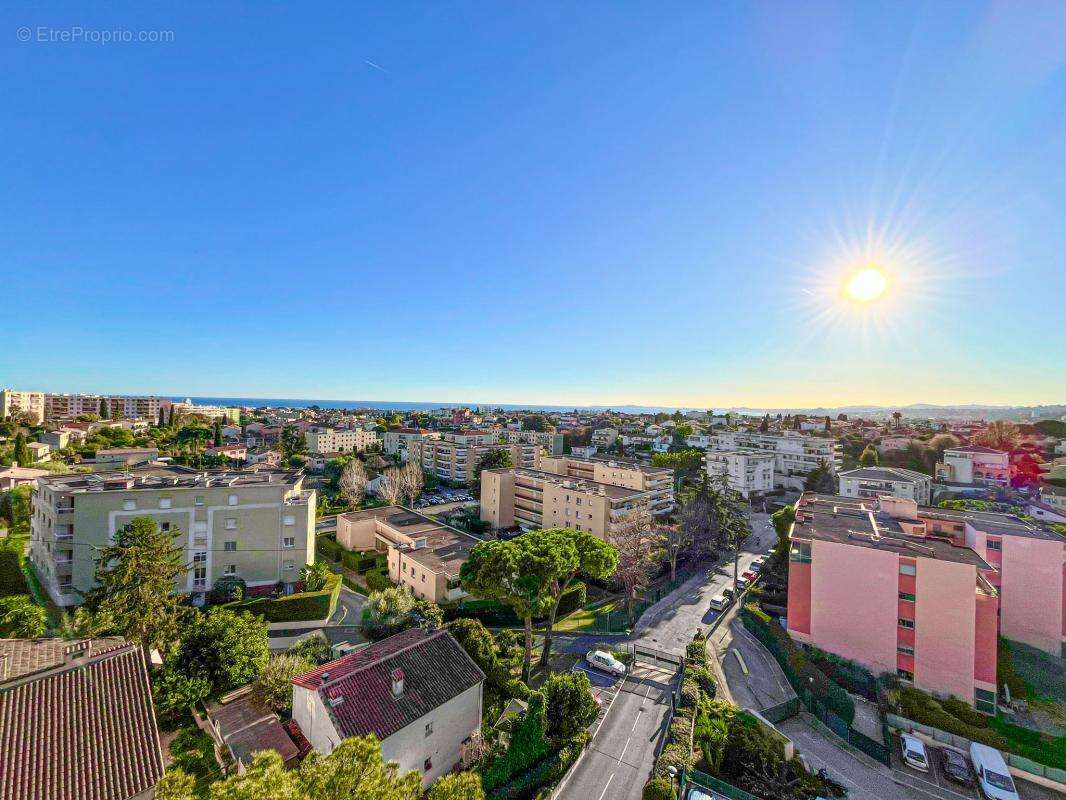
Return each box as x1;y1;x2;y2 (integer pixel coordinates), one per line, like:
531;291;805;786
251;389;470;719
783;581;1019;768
886;713;1066;786
683;769;759;800
580;572;694;634
759;696;801;725
741;609;893;767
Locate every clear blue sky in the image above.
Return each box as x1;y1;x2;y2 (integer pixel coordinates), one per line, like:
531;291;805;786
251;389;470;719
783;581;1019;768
2;2;1063;408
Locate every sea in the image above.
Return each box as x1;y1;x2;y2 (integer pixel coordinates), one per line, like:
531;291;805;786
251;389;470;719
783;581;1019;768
172;397;705;414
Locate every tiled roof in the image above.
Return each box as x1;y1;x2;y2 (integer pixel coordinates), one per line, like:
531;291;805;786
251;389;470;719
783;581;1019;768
0;637;126;682
0;639;164;800
292;628;483;741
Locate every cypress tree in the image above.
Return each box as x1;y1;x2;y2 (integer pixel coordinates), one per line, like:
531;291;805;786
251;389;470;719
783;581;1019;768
99;398;109;419
12;433;32;467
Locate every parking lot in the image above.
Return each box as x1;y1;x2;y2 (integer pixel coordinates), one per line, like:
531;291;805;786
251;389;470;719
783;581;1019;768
414;489;475;510
891;733;1062;800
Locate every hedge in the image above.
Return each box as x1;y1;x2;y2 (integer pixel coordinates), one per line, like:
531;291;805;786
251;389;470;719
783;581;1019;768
365;568;393;593
642;777;675;800
445;583;587;628
487;732;589;800
0;547;30;598
316;536;341;562
226;573;341;623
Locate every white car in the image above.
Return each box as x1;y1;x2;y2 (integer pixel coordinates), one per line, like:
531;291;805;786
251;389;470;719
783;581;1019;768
586;650;627;677
708;594;729;611
900;734;930;772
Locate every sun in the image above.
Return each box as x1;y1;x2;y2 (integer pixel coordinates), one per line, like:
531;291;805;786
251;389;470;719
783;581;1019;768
844;268;888;302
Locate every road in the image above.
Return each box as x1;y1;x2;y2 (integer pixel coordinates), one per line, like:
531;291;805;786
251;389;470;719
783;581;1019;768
330;584;367;625
556;510;775;800
557;663;676;800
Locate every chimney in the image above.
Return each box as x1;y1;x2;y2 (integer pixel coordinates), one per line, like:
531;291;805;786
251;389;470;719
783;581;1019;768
64;640;91;663
391;668;405;697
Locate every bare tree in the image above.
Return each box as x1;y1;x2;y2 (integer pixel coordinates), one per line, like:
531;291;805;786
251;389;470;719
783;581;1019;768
609;508;663;627
377;467;402;505
657;522;688;583
397;460;424;505
338;459;368;509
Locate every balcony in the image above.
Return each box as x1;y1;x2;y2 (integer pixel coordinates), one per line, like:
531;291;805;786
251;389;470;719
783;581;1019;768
55;525;74;541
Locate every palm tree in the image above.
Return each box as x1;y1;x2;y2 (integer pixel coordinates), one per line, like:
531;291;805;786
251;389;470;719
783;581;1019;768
892;411;902;428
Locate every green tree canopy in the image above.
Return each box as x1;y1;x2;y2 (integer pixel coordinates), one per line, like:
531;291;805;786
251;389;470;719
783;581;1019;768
85;516;186;650
542;670;599;743
446;617;503;685
426;772;484;800
473;448;513;494
11;433;32;468
172;607;269;695
256;653;314;711
0;595;47;638
858;445;879;467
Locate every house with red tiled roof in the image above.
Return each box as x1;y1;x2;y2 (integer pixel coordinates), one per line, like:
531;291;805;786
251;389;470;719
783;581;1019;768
291;627;484;786
0;638;164;800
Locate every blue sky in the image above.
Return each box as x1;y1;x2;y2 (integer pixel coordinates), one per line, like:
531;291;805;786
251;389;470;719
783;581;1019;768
1;2;1063;408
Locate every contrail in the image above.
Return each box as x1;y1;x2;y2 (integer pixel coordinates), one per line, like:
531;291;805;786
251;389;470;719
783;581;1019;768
364;59;389;74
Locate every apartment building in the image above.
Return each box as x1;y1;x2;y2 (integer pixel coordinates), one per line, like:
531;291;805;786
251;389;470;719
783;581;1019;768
837;467;933;505
591;428;619;448
495;429;565;456
480;467;654;539
0;389;46;423
706;430;841;490
417;435;537;486
703;450;775;498
935;445;1011;486
170;400;241;423
382;428;440;457
305;426;379;454
30;466;315;607
45;393;167;421
336;506;479;603
535;453;675;515
787;494;999;708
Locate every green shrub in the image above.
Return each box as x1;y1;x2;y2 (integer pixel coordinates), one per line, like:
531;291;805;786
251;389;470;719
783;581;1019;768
679;677;700;709
555;582;586;617
316;536;341;561
487;733;588;800
655;742;693;778
689;666;717;698
941;697;990;728
0;547;29;598
996;638;1028;700
642;777;675;800
230;573;341;623
364;568;393;593
685;636;709;666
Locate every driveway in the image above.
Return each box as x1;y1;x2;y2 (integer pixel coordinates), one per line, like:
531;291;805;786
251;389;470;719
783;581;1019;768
557;663;677;800
330;584;367;625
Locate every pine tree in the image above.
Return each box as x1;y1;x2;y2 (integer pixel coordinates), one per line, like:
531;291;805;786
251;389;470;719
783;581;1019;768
213;419;223;447
12;433;32;467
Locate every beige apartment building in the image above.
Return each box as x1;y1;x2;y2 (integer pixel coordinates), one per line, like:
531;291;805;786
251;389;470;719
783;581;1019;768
45;393;166;421
382;427;440;457
305;426;379;454
480;468;654;539
417;436;538;486
535;453;675;515
30;466;315;607
0;389;46;423
336;506;478;603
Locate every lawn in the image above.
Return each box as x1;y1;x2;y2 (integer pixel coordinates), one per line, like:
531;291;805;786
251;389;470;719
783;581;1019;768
554;599;620;633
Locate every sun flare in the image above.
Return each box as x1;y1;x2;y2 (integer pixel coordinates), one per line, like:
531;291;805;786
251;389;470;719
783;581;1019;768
844;268;888;302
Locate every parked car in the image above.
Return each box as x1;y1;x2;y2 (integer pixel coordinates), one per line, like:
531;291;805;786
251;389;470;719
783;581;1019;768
735;577;749;591
741;570;757;582
708;594;729;611
750;556;767;571
721;587;735;600
900;734;930;772
586;650;627;677
969;742;1019;800
938;748;973;785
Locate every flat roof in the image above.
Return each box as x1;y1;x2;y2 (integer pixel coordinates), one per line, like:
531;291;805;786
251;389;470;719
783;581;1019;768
338;505;481;576
838;466;930;482
793;495;991;567
500;467;648;500
38;465;303;492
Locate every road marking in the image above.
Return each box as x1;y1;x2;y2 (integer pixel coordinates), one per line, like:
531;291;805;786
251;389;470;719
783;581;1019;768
619;736;631;762
597;774;614;800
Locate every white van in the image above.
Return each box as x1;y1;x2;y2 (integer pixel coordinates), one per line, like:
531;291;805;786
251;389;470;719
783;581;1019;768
969;742;1019;800
709;594;729;611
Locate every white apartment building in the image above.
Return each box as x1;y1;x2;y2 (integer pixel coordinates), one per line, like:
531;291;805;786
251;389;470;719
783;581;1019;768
703;450;775;498
30;466;315;607
705;430;841;490
45;393;167;421
591;428;619;448
305;426;379;454
837;466;933;505
935;445;1011;486
417;436;537;485
535;453;675;515
170;400;240;423
382;428;440;457
494;429;565;456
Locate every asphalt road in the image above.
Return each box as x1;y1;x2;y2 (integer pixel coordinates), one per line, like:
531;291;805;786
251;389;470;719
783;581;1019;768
330;584;367;625
557;663;676;800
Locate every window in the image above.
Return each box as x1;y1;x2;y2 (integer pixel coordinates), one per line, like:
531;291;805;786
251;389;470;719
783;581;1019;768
425;721;433;737
283;560;295;571
160;522;171;533
224;565;237;576
789;541;811;563
898;592;916;602
896;668;914;681
283;536;295;548
898;618;915;629
195;495;205;506
224;541;237;552
986;539;1002;551
228;494;238;506
159;498;172;509
193;551;207;564
123;500;136;511
225;518;237;530
897;644;914;655
283;514;295;526
899;563;916;576
975;687;996;714
422;574;426;583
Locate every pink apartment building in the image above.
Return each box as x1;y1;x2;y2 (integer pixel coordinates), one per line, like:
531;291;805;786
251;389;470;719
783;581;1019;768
787;494;1000;710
